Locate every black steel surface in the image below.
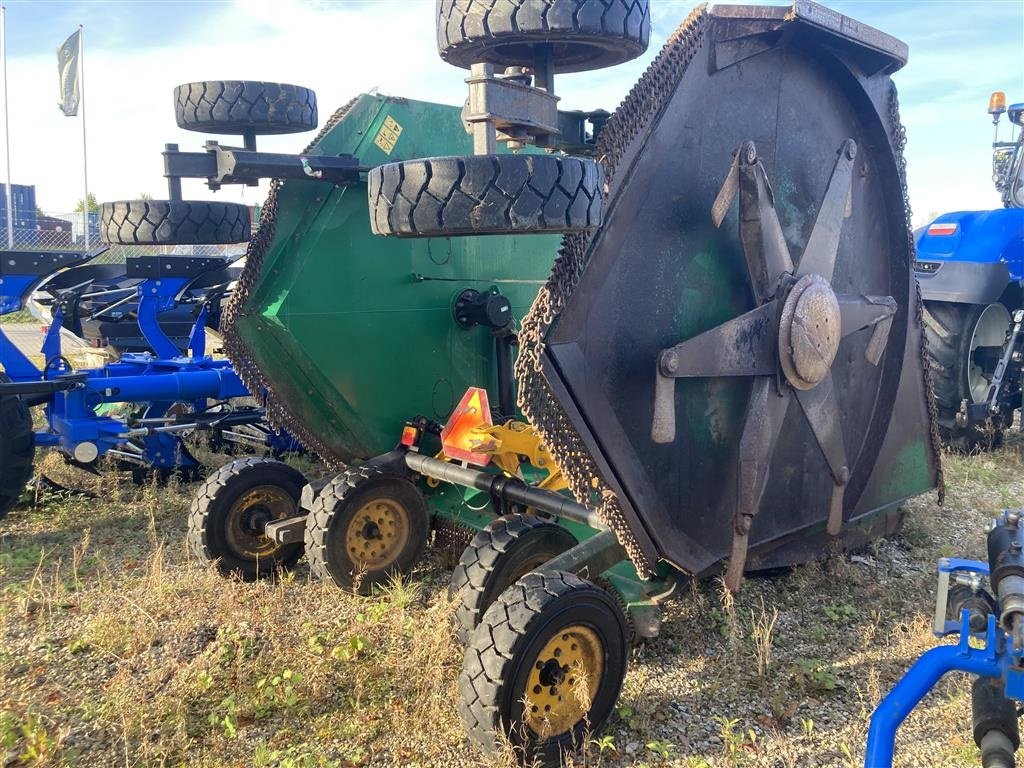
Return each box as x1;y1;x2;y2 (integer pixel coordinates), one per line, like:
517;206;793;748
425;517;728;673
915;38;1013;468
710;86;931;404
0;249;97;277
125;256;229;280
542;9;914;575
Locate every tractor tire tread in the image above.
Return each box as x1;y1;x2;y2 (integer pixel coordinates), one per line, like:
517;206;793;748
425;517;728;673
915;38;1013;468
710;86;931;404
458;570;612;754
304;465;376;584
175;80;317;135
437;0;650;72
450;512;576;645
101;200;250;245
922;300;1005;452
368;154;602;237
188;457;305;578
0;373;34;520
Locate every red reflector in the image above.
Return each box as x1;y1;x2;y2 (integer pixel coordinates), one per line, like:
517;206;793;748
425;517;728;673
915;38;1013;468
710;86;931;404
400;425;418;447
441;387;492;466
927;222;958;236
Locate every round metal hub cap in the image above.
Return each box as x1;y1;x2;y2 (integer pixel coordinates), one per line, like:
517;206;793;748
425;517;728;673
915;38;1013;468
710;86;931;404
779;274;842;390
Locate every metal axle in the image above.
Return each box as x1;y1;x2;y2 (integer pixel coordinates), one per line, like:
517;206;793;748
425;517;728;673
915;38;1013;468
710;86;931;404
403;451;605;530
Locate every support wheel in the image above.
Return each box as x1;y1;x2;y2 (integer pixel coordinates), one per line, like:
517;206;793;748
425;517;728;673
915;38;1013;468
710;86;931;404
459;571;628;764
188;458;306;580
450;513;578;645
0;373;34;520
101;200;251;245
305;467;428;595
923;301;1012;452
368;154;602;238
437;0;650;73
175;81;317;135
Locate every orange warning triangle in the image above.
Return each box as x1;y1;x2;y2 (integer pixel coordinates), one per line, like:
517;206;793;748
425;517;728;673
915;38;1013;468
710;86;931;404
441;387;493;466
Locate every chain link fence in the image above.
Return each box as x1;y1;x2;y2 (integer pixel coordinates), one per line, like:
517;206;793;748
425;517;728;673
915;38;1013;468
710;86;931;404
0;210;248;263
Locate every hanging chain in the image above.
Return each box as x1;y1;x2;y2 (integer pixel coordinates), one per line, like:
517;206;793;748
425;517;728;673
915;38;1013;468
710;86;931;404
887;82;946;504
515;6;710;577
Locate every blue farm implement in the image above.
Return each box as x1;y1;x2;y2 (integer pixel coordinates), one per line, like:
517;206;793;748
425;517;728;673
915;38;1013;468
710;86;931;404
0;249;300;519
867;511;1024;767
25;252;242;354
917;94;1024;451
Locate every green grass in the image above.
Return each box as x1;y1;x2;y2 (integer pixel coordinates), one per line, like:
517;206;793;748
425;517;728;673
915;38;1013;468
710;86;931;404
0;310;36;325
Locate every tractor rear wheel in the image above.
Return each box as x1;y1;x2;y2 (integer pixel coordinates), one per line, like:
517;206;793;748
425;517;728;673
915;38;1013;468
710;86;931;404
0;373;34;520
459;570;628;764
101;200;251;245
437;0;650;73
188;458;306;580
174;81;317;135
305;467;429;595
450;513;578;645
923;301;1012;452
368;154;602;237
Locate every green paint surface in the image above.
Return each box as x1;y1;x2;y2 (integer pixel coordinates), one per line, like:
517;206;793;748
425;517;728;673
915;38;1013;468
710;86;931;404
234;95;558;461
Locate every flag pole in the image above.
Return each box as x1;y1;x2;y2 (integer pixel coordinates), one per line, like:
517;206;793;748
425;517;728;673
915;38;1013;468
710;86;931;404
78;23;88;248
1;6;13;249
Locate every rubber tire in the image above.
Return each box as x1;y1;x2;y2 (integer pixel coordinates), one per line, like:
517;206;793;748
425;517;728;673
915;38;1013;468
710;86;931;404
187;458;306;580
174;81;317;135
923;301;1011;452
101;200;251;245
305;467;429;595
459;570;629;764
0;373;34;520
450;513;578;645
437;0;650;73
368;154;603;237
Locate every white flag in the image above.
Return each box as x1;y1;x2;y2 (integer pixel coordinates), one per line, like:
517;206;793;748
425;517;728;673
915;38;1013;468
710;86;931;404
57;30;81;116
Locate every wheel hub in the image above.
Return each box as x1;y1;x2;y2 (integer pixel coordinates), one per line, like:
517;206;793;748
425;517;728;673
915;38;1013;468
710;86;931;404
345;499;409;567
225;486;295;559
779;273;842;390
523;625;604;737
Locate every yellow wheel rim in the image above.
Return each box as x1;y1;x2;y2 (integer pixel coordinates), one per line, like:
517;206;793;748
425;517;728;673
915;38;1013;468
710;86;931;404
225;485;295;559
345;497;410;568
522;624;604;738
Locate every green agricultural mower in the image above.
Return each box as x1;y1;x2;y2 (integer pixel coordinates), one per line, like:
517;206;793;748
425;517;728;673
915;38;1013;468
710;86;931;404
102;0;942;762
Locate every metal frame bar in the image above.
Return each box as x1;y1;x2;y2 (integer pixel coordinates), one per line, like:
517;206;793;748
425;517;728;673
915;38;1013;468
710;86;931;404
163;141;364;197
403;451;606;530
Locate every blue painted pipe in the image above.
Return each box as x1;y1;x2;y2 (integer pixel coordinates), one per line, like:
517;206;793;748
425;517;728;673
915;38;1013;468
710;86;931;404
865;618;1003;767
83;368;247;403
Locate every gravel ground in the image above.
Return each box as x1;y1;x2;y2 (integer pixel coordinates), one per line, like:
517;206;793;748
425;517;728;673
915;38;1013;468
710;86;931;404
1;438;1021;768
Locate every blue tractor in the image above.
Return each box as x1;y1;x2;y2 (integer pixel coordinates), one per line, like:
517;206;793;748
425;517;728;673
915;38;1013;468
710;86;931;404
917;92;1024;450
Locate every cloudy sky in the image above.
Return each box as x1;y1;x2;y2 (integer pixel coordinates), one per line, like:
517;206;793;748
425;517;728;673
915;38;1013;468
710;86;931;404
1;0;1022;225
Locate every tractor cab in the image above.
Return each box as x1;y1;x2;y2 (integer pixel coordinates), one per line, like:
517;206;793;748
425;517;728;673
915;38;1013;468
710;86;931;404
989;91;1024;208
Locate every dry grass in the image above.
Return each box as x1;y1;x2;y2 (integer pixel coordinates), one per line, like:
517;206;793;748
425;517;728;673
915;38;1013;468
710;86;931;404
1;437;1021;767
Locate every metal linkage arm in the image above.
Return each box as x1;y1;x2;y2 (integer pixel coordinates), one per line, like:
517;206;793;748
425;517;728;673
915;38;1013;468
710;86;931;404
163;142;365;198
864;612;1008;768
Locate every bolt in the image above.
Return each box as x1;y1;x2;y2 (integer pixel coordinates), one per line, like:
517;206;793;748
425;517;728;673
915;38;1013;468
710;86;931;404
662;351;679;374
838;466;850;484
744;142;757;164
1009;512;1020;529
844;140;857;160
